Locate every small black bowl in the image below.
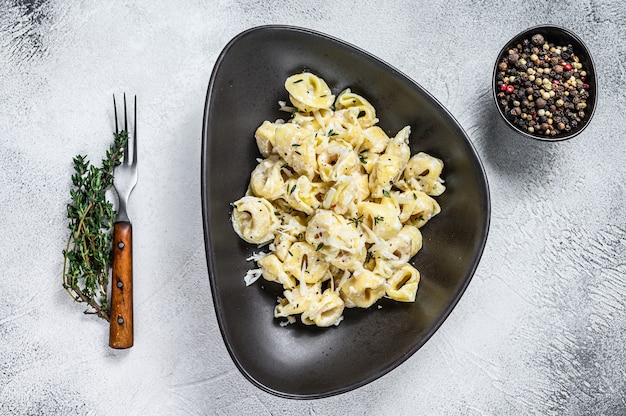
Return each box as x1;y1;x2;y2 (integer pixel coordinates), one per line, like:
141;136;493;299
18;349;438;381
493;25;597;141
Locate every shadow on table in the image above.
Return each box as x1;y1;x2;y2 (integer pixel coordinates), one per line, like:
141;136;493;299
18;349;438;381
476;85;567;183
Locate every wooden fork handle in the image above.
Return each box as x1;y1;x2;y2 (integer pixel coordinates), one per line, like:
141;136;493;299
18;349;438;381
109;221;134;349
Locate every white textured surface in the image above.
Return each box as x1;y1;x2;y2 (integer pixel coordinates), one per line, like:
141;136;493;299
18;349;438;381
1;0;625;414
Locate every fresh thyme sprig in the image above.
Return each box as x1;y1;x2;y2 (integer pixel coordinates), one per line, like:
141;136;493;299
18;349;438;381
61;131;128;321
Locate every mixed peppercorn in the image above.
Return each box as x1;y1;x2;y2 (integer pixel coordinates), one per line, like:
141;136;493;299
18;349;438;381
495;33;591;138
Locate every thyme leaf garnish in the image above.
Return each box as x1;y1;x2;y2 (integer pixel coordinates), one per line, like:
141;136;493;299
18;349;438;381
62;130;128;321
349;214;364;228
359;149;369;164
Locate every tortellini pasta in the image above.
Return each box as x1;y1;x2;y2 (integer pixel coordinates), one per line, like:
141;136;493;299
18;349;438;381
285;73;335;112
231;73;446;327
231;196;281;244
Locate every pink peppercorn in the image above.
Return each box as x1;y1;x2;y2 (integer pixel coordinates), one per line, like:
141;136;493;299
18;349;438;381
505;85;515;94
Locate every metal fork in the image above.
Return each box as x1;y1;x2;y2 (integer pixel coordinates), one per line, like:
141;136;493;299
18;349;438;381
109;94;137;349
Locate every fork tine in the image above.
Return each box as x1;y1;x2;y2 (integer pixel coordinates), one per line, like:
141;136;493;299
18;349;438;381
123;93;129;163
113;94;119;133
123;93;128;132
133;95;137;164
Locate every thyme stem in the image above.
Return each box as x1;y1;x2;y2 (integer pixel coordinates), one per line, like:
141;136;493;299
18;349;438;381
62;131;128;321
